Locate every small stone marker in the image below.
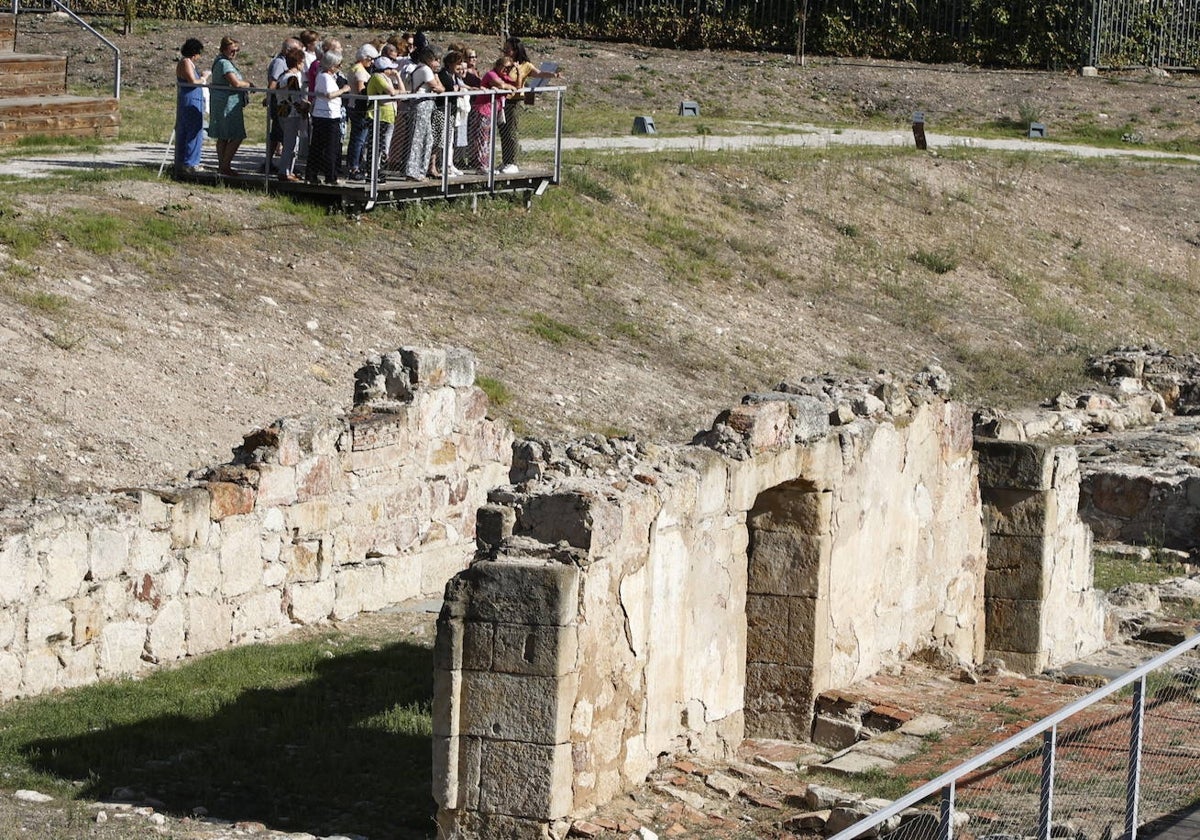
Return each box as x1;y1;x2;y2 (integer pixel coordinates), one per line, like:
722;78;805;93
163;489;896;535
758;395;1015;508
632;115;656;134
912;112;927;150
1028;122;1047;138
678;100;700;116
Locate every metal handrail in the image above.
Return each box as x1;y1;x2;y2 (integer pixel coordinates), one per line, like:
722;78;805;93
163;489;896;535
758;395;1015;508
829;631;1200;840
12;0;120;98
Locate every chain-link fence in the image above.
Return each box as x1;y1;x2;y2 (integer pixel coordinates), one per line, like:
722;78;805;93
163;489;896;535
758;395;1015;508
831;634;1200;840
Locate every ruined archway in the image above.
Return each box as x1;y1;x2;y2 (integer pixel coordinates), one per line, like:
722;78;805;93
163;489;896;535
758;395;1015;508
744;478;832;741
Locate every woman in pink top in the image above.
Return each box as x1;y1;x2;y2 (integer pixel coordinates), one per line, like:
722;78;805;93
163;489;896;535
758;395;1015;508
472;56;517;175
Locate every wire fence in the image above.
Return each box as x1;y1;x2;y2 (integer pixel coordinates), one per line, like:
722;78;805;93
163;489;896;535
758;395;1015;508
830;634;1200;840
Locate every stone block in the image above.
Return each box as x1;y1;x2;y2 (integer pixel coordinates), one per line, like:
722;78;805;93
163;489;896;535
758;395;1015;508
88;528;129;583
22;649;60;696
744;662;815;740
381;555;421;604
433;666;462;738
253;463;297;507
725;400;793;452
61;644;97;689
209;481;255;520
186;597;233;655
445;347;477;388
287;579;335;624
478;739;573;818
232;591;286;640
985;598;1043;653
492;623;579;678
519;492;622;554
136;490;170;527
0;610;16;648
476;505;516;550
435;614;464;669
462;621;494;670
460;671;576;745
284;539;327;583
747;531;828;598
982;488;1054;537
169;488;212;549
746;595;818;666
401;346;448;387
811;715;861;750
332;563;386;620
183;548;220;596
27;604;72;645
99;621;146;676
129;528;172;574
70;597;103;646
0;534;34;605
749;485;831;535
433;734;459;808
296;455;336;501
219;516;263;598
43;530;88;601
985;537;1048;600
449;561;579;627
147;600;186;663
0;652;20;701
975;439;1054;491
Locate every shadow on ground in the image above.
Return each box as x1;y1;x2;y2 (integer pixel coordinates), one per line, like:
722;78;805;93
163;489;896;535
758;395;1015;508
23;640;435;839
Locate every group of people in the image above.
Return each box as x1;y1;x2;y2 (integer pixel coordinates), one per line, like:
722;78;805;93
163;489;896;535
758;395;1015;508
173;30;561;185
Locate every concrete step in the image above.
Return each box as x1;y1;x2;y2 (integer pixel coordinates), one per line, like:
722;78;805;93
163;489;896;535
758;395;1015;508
0;94;119;143
0;53;67;97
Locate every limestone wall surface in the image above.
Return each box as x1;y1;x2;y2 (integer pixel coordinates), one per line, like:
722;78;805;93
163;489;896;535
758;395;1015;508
0;347;510;700
435;373;995;838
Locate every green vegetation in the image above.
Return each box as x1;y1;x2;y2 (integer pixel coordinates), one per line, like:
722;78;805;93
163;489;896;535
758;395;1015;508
476;374;513;406
1093;550;1189;592
526;311;590;344
0;623;435;838
804;766;919;801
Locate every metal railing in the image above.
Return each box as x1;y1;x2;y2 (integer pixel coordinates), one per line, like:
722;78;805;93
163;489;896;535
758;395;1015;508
12;0;121;98
831;633;1200;840
188;83;564;209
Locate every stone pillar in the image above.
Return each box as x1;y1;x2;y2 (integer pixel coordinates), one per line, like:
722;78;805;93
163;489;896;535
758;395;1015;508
744;479;833;740
977;440;1106;673
434;557;580;839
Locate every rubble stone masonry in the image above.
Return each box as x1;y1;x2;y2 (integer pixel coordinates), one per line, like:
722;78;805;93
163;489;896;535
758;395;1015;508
0;347;511;699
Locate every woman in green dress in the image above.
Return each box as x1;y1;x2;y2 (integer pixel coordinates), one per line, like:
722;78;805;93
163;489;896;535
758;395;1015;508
209;36;252;176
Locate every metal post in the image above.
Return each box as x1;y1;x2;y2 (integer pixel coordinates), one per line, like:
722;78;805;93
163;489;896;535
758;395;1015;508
939;783;955;840
1126;676;1146;840
552;87;563;184
1038;726;1056;840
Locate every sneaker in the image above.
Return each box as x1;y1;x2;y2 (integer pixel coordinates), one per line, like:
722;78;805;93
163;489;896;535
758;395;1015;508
476;167;491;175
499;164;519;174
348;170;365;181
448;165;464;177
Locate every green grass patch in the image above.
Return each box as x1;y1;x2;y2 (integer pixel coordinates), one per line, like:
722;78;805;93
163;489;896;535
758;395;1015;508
909;247;959;275
804;766;917;801
1093;550;1189;592
526;311;590;344
476;375;513;407
0;626;436;838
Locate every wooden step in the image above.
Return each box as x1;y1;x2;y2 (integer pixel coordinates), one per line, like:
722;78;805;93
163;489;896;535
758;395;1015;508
0;95;119;142
0;54;67;97
0;14;14;53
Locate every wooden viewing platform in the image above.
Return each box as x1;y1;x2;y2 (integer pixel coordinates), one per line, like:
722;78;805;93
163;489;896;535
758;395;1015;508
174;85;565;211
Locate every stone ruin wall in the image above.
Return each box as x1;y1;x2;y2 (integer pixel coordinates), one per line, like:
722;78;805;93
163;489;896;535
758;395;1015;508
434;372;1108;838
0;347;511;700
